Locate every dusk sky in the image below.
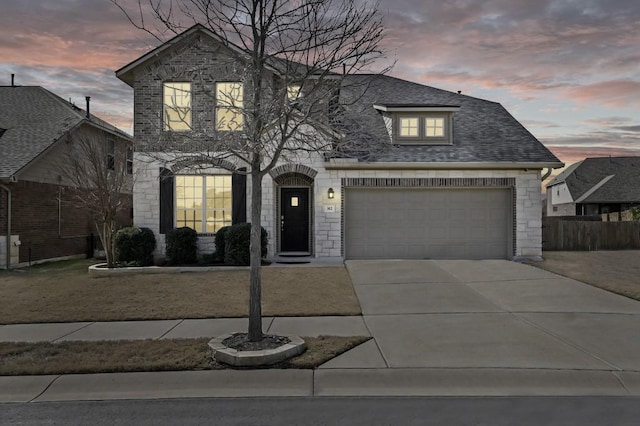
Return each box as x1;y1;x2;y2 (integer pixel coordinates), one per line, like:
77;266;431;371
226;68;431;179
2;0;640;174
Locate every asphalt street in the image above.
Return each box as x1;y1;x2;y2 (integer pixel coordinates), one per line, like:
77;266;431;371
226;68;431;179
3;397;640;426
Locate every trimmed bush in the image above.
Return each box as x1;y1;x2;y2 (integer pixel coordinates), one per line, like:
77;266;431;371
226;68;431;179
115;227;156;266
214;226;232;261
166;227;198;265
223;223;268;266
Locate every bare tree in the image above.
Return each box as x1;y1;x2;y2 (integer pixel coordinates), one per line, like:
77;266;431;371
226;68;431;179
63;133;133;267
113;0;390;341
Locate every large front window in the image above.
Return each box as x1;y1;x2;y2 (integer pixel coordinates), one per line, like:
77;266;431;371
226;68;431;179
216;82;243;131
175;175;232;233
164;82;192;131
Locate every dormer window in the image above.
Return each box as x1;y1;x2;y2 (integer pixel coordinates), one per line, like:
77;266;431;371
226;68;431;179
425;118;445;137
374;104;459;145
399;118;419;137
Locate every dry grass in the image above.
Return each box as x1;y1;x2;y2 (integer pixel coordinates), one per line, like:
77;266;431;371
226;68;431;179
0;260;361;324
0;336;370;375
287;335;370;368
531;250;640;301
0;339;211;376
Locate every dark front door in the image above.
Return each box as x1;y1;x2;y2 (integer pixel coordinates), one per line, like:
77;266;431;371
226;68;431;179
280;187;309;252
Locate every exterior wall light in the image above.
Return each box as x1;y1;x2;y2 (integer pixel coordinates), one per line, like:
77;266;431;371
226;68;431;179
327;188;335;199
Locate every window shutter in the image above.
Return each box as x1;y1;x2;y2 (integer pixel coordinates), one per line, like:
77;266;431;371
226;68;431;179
232;168;247;224
159;167;174;234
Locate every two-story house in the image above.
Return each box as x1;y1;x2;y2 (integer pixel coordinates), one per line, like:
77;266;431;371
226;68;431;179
0;82;133;268
546;156;640;217
116;25;562;261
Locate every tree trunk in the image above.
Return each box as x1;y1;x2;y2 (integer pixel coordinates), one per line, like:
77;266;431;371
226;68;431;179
248;163;263;342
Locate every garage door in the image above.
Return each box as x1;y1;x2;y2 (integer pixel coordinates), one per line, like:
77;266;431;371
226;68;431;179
345;188;511;260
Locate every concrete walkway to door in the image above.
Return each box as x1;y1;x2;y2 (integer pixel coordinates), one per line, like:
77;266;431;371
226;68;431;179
315;259;640;396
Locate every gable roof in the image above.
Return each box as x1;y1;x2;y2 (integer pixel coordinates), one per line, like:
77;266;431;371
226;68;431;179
546;156;640;203
338;74;562;166
0;86;131;180
116;26;562;169
116;24;336;87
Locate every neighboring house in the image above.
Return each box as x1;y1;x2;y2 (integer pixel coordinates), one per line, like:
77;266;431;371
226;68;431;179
0;83;133;268
116;25;562;261
546;157;640;217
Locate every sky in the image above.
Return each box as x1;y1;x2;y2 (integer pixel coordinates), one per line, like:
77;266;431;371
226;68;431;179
1;0;640;177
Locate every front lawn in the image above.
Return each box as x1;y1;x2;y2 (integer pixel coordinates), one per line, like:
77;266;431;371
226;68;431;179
0;260;361;324
530;250;640;301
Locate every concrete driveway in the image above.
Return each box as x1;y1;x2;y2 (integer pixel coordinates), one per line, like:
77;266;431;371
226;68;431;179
316;259;640;396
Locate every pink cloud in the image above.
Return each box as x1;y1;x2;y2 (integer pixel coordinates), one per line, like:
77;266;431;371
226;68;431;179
564;80;640;108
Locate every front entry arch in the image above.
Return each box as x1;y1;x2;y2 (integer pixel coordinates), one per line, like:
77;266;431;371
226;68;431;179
272;169;314;255
280;187;310;252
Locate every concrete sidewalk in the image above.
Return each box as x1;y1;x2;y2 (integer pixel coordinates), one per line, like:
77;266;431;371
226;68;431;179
2;259;640;402
0;316;369;343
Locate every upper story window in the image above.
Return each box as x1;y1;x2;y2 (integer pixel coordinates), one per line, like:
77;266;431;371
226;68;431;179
373;104;460;145
175;175;232;233
107;139;115;170
425;118;445;137
287;84;301;100
163;82;192;131
216;82;243;131
399;118;419;137
126;147;133;175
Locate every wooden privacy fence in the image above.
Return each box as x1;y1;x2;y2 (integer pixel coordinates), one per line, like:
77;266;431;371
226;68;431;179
543;217;640;251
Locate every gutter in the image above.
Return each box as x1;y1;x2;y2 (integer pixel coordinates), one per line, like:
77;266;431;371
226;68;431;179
0;182;11;269
324;160;565;171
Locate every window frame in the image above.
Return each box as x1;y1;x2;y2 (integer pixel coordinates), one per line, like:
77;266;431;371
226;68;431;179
287;83;302;101
107;139;115;170
174;174;233;234
215;82;244;131
126;147;133;175
398;117;420;138
394;113;452;145
163;82;192;132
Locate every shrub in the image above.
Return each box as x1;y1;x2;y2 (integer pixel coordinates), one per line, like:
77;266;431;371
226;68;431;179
223;223;268;266
166;227;198;265
214;226;232;261
115;227;156;266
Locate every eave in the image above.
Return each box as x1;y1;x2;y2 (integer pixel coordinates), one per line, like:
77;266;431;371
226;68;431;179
325;160;565;170
373;104;461;113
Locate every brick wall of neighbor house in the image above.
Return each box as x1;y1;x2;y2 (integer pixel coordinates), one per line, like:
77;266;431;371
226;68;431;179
7;180;132;265
136;151;544;260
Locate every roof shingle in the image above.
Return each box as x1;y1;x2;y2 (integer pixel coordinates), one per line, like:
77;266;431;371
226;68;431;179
0;86;130;179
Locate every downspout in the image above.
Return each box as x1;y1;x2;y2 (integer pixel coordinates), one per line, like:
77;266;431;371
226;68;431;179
541;167;553;181
0;182;11;269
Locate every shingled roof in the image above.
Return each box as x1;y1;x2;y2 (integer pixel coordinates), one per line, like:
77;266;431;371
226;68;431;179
0;86;130;179
339;74;562;166
546;156;640;203
115;24;561;168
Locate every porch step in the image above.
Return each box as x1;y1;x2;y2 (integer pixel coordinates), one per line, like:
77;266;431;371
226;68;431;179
277;252;311;257
273;253;311;264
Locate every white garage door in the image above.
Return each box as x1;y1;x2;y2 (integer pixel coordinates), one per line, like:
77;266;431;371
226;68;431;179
345;188;511;260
